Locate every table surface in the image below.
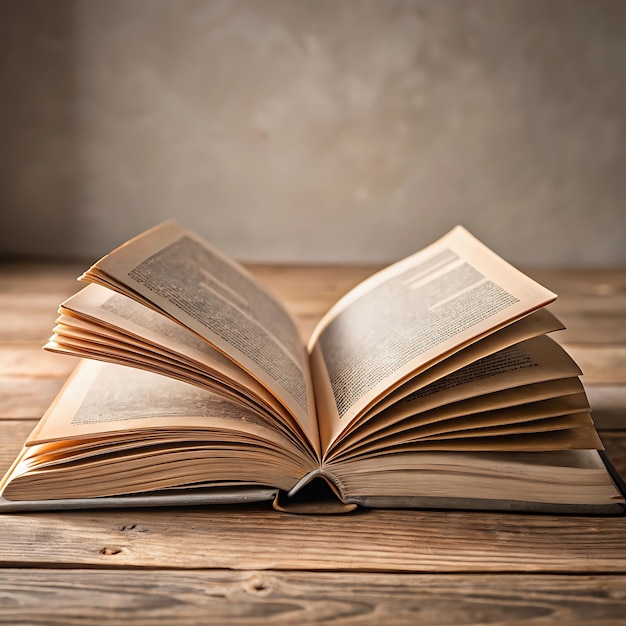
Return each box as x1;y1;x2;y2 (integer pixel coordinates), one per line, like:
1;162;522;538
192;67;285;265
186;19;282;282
0;261;625;625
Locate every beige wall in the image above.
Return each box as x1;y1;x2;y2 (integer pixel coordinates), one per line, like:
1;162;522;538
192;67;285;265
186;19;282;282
1;0;625;265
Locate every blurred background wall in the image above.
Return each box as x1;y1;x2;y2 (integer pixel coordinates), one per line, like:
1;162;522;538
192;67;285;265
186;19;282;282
0;0;624;265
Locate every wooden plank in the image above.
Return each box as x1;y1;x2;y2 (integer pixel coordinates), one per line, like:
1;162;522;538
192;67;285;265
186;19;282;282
0;376;65;419
0;505;624;572
0;420;36;475
0;262;83;344
545;294;626;320
0;289;74;344
549;312;626;344
524;269;626;344
527;268;626;297
562;345;626;384
0;347;76;378
0;570;625;625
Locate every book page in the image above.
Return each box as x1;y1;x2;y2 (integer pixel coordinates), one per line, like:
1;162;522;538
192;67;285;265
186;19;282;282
327;450;622;507
358;307;565;420
329;349;586;462
328;423;602;456
324;307;567;454
47;284;303;444
334;396;593;461
310;226;557;452
26;361;300;447
1;361;315;500
82;221;320;457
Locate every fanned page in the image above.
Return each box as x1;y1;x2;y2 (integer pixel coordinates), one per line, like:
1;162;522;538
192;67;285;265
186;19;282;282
326;307;567;454
309;226;559;453
1;360;314;501
79;221;321;458
46;284;299;445
327;336;593;462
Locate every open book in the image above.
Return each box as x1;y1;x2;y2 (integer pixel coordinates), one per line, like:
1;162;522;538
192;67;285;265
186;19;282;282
1;222;623;514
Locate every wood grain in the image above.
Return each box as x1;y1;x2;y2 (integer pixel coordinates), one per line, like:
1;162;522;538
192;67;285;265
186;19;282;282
526;268;626;345
0;376;66;419
563;345;626;383
527;268;626;293
0;570;625;626
0;505;625;572
0;420;35;474
0;347;76;378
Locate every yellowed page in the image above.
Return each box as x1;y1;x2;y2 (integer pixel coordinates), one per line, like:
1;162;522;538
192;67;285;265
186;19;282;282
333;396;593;461
327;450;622;506
325;309;568;453
46;284;301;442
48;327;295;433
4;450;302;501
81;221;320;457
0;359;318;500
331;378;586;459
310;226;557;452
328;335;583;457
327;424;603;457
26;360;309;455
357;308;565;420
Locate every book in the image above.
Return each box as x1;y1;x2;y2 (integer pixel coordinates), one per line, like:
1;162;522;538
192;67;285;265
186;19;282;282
1;222;623;514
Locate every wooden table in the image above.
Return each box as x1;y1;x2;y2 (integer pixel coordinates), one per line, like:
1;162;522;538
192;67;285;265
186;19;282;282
0;261;625;625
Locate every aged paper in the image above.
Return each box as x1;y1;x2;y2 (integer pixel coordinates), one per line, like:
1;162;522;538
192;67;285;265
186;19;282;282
83;221;320;456
310;226;557;452
327;335;585;458
1;360;316;500
327;449;621;505
48;283;303;444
